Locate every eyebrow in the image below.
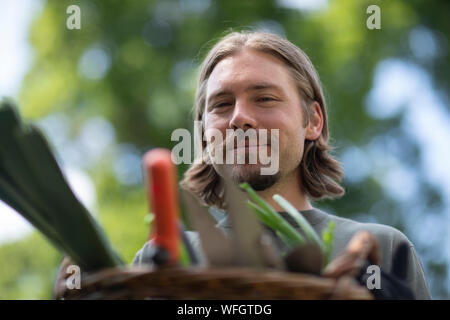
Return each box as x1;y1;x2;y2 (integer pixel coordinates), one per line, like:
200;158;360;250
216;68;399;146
245;83;282;92
207;82;283;106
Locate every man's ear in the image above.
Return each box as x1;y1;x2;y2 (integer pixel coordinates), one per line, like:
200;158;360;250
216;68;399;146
305;101;323;140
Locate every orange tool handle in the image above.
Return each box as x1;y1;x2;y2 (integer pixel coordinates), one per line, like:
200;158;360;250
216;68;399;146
143;148;180;264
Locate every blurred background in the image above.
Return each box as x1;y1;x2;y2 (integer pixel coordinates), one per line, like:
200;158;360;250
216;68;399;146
0;0;448;299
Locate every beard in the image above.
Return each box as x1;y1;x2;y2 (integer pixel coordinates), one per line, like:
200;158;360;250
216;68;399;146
229;163;281;191
209;145;282;191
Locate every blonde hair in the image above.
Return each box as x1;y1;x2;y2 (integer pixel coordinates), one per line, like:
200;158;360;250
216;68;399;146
180;31;344;209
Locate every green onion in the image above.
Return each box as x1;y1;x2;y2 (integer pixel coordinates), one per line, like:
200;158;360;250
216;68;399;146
240;183;306;248
241;182;338;268
246;201;300;248
272;194;324;252
246;201;278;230
0;100;124;271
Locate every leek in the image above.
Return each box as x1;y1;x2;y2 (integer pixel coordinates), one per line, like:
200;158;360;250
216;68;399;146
0;99;124;271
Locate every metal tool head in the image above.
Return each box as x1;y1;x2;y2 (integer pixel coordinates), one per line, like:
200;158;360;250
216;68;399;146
180;188;234;267
222;172;283;269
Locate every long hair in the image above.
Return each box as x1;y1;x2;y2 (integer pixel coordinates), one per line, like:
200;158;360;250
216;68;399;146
180;31;345;209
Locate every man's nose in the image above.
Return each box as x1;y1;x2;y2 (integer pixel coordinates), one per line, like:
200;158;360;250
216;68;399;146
229;99;258;130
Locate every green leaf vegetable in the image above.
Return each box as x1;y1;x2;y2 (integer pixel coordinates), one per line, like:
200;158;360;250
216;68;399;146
240;183;306;248
0;99;124;271
273;194;325;252
240;182;336;266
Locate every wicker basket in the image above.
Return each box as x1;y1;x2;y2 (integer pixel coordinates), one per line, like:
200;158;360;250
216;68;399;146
55;265;373;300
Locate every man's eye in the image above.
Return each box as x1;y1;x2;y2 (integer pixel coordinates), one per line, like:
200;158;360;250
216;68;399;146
214;102;231;108
257;97;275;102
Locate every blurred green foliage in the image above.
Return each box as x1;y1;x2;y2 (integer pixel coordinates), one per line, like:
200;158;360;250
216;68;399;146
0;0;449;299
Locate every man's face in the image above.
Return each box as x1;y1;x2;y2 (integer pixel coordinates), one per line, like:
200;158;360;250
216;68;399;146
204;48;308;190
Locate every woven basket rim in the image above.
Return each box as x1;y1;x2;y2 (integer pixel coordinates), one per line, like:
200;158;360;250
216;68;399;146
56;265;373;300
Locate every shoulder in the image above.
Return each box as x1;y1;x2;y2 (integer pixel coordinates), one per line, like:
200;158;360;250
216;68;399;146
314;209;413;269
350;217;409;245
318;209;411;244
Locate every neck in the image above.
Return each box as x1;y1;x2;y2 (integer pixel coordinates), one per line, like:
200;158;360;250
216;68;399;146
258;168;312;212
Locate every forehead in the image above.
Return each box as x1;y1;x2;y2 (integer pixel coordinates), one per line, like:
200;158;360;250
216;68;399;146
206;48;296;97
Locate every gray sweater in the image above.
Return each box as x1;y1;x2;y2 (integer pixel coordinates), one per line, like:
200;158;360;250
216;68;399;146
132;207;432;299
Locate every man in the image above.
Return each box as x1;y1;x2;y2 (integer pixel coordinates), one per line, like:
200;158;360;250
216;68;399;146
133;31;431;299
